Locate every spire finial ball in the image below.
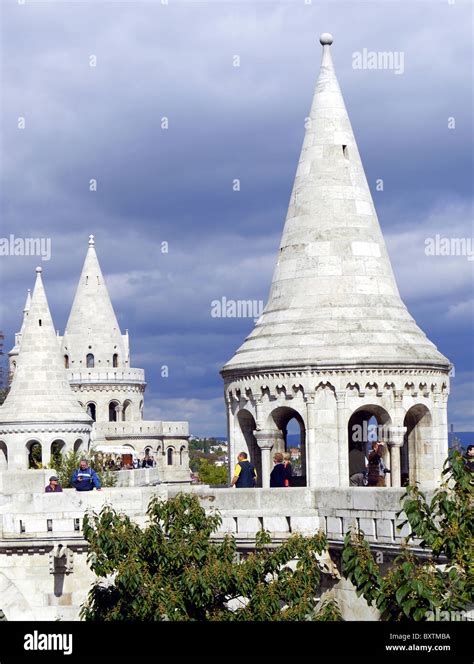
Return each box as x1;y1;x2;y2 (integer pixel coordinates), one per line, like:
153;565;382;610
36;266;42;274
88;234;95;246
320;33;333;46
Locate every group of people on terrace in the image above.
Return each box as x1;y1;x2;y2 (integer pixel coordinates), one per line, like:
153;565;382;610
44;450;157;493
230;451;293;488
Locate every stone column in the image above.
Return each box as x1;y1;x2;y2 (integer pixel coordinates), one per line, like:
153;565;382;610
305;394;315;487
255;397;263;430
388;426;406;488
254;430;276;488
42;440;51;468
226;397;234;483
431;388;449;483
388;390;405;488
336;391;348;487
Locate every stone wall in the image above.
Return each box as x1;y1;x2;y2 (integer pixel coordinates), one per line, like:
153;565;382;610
0;481;418;621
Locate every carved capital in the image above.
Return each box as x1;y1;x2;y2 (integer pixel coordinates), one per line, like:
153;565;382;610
335;390;346;406
253;429;282;450
387;426;407;448
394;390;404;404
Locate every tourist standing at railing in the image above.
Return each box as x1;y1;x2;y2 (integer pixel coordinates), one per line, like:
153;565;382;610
45;476;63;493
142;451;155;468
230;452;257;488
367;442;390;487
71;459;102;491
270;453;287;488
282;452;293;487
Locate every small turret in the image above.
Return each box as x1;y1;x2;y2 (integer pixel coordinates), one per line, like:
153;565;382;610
61;235;127;370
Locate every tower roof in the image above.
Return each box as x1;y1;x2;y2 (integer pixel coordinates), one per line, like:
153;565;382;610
223;34;449;375
8;289;32;357
61;235;127;368
0;268;92;423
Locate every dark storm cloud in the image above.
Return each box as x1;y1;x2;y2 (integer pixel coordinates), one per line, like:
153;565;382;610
0;1;472;434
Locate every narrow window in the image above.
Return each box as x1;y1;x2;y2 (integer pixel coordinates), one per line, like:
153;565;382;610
38;319;42;326
113;353;119;368
64;355;69;368
167;448;173;466
86;353;94;368
342;145;348;159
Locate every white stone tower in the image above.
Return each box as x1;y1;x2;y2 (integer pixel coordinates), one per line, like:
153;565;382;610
222;34;450;489
60;235;190;481
60;234;139;423
0;268;92;470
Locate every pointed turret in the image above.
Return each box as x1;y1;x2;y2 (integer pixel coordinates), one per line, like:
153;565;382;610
61;235;127;369
223;34;449;373
0;268;92;423
8;289;32;375
23;289;32;316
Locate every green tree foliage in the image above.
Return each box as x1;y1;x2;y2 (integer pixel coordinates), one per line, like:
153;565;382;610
197;458;228;485
53;449;117;489
81;493;333;621
312;597;344;621
342;450;473;621
189;438;227;472
27;443;41;468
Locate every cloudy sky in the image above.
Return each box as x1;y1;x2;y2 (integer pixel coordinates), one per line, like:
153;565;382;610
0;0;472;435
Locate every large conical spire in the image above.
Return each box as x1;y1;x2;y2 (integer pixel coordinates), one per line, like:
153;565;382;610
0;267;92;423
62;235;127;369
223;33;449;374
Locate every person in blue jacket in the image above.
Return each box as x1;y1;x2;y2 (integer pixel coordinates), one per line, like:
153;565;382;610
71;458;102;491
270;452;287;488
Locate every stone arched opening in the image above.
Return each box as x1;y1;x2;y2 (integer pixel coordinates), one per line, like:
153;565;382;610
122;400;132;422
26;440;42;469
268;406;307;486
0;441;8;470
167;447;174;466
86;402;97;421
74;439;85;454
109;400;120;422
347;405;392;485
51;440;66;468
402;404;433;485
236;410;261;487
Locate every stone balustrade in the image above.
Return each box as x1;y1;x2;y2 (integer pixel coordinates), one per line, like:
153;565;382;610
95;421;189;438
0;482;414;548
67;368;145;384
